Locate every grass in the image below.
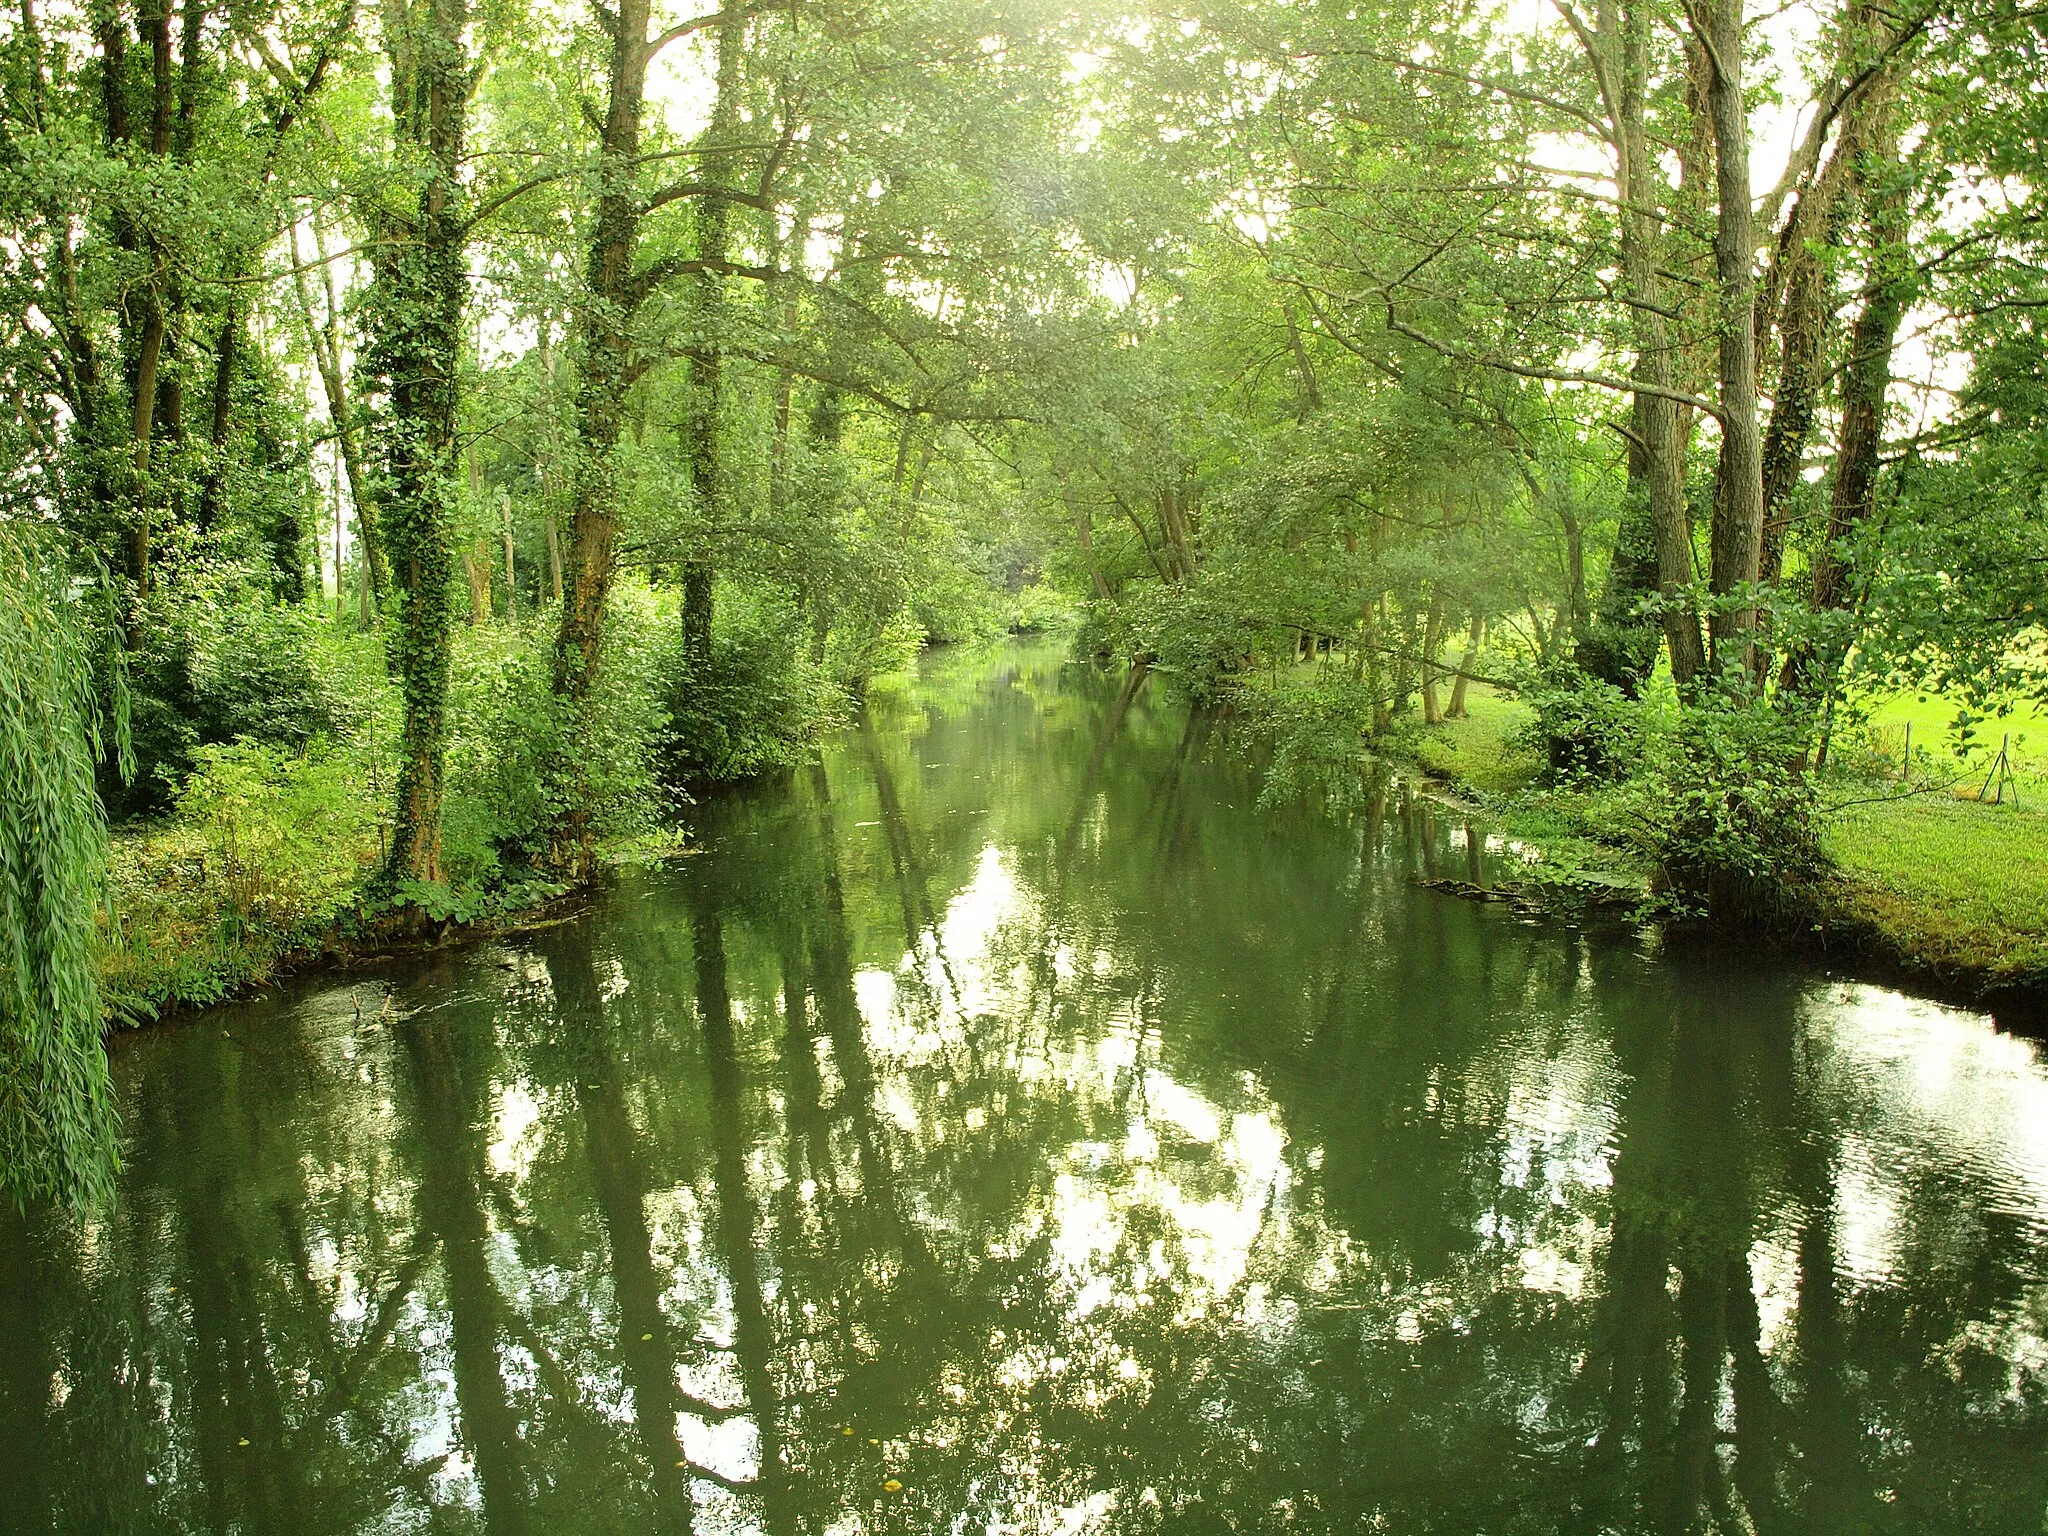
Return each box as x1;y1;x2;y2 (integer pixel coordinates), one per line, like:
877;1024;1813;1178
98;815;380;1024
1855;690;2046;773
1408;686;1543;796
1401;680;2048;998
1820;791;2048;990
1406;686;1655;896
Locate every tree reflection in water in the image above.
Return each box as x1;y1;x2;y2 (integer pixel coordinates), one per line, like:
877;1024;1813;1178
5;638;2048;1534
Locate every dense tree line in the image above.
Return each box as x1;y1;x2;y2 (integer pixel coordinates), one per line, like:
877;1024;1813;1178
2;0;2046;1203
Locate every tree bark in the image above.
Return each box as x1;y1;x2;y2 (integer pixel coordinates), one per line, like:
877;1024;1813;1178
1697;0;1765;686
1615;0;1706;688
548;0;657;873
553;0;654;703
680;2;746;668
368;0;473;891
292;212;386;601
1779;118;1910;707
1062;472;1113;601
1447;616;1482;718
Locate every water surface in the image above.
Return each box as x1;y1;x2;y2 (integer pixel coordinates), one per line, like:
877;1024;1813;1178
8;639;2048;1534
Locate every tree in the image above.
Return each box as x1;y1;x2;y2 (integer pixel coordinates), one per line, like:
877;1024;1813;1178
0;528;126;1209
358;0;479;889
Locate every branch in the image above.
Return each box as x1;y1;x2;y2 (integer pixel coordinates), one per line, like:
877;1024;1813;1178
630;252;780;300
1384;309;1725;418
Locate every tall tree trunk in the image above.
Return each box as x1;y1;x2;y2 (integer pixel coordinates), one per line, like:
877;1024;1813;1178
1447;615;1482;718
292;212;386;601
1062;471;1113;601
1754;57;1895;678
368;0;472;891
1420;587;1446;725
551;0;655;872
1581;423;1664;695
681;3;745;667
1779;119;1910;707
500;491;516;621
1697;0;1764;686
1615;0;1706;687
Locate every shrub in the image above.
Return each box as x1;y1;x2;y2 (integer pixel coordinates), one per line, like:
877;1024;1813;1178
1510;663;1645;783
443;584;677;885
110;569;376;816
101;737;380;1020
1636;694;1822;924
671;585;848;781
1108;583;1261;698
173;739;378;931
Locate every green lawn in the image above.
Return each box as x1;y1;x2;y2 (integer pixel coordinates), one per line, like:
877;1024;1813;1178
1405;681;2048;992
1409;686;1542;796
1850;690;2047;784
1821;793;2048;987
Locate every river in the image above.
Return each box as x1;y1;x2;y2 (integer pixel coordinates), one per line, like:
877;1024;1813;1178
6;637;2048;1533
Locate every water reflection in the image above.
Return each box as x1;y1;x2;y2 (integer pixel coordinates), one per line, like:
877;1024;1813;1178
7;639;2048;1533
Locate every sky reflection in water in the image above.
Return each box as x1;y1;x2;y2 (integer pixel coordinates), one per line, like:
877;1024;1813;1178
7;638;2048;1534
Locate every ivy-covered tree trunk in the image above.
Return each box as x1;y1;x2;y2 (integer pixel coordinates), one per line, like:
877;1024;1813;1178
365;0;472;891
550;0;656;870
681;2;745;667
1780;118;1912;707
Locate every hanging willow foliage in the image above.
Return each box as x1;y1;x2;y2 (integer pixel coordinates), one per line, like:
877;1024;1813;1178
0;525;129;1209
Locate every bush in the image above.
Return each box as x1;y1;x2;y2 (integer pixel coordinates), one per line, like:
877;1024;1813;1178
1511;664;1645;783
174;739;378;930
1005;582;1078;635
110;569;376;816
671;585;848;781
443;584;678;885
1636;694;1822;923
101;737;380;1019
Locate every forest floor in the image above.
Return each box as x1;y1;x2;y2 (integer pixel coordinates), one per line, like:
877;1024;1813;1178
1402;684;2048;1009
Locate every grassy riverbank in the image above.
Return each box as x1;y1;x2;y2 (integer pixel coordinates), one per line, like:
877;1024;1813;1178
1399;684;2048;1004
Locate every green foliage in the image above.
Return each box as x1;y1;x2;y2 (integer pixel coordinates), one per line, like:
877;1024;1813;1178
0;530;125;1209
111;573;375;815
101;739;381;1021
1106;584;1264;698
1510;665;1650;784
1238;666;1379;812
174;741;378;930
671;587;849;782
444;588;677;883
1636;697;1823;923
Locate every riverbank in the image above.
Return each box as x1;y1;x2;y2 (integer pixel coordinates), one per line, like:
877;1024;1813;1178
97;804;681;1026
1397;685;2048;1014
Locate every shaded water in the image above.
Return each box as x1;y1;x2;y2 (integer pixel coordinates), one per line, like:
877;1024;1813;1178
8;639;2048;1534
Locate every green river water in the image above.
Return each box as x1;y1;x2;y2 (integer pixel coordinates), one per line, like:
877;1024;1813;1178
6;638;2048;1534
